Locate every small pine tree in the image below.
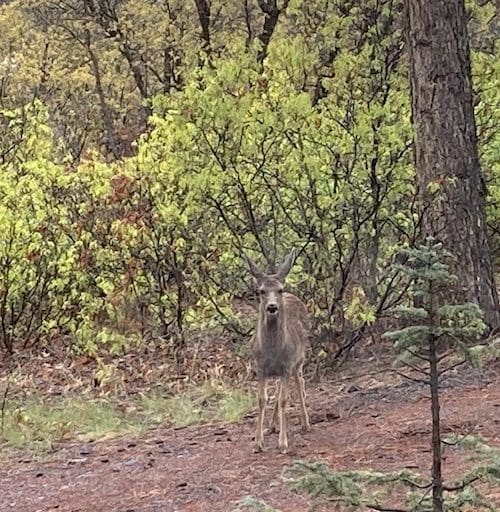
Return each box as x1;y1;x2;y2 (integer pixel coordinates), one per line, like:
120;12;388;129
383;239;487;512
285;239;499;512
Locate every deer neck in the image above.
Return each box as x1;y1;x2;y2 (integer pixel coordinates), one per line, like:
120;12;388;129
258;309;286;345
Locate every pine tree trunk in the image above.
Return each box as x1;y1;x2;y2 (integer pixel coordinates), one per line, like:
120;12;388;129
405;0;499;329
428;281;443;512
429;335;443;512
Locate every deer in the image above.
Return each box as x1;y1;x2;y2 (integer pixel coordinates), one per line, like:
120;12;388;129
244;249;311;453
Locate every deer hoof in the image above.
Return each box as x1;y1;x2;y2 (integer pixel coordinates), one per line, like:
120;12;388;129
265;425;278;434
278;443;288;454
301;423;312;433
253;443;264;453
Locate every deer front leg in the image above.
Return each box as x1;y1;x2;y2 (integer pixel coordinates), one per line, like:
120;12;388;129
295;367;311;432
254;378;267;453
278;377;289;453
268;379;280;433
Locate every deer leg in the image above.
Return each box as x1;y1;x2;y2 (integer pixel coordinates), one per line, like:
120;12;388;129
295;368;311;432
254;377;267;453
278;377;289;453
268;379;280;433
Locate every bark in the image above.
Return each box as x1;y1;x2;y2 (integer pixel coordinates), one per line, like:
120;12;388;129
82;0;149;99
162;47;174;94
257;0;290;64
118;43;148;99
83;29;119;158
429;336;443;512
194;0;211;51
243;0;254;50
405;0;499;329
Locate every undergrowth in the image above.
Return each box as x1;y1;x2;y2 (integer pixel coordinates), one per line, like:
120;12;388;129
0;380;255;455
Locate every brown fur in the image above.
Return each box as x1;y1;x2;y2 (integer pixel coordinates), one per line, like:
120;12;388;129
244;250;311;453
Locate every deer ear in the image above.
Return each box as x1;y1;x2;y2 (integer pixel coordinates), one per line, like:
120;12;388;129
243;254;265;280
276;249;296;281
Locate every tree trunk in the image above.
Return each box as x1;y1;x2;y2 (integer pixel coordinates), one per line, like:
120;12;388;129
256;0;290;64
429;333;443;512
194;0;211;51
83;29;119;159
428;281;443;512
405;0;499;329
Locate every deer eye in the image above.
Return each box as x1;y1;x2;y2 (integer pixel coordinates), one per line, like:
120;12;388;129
259;289;265;295
278;289;284;294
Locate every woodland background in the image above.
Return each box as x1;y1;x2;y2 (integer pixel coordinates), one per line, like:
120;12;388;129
0;0;498;361
0;2;499;510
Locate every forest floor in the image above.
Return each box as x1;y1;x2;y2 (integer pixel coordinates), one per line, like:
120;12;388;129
0;354;499;512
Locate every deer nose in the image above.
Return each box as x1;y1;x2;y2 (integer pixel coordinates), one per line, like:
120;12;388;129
266;304;278;314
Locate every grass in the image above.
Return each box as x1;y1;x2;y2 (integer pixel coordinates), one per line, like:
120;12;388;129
0;380;255;454
139;393;206;427
232;496;282;512
216;388;255;422
1;397;141;453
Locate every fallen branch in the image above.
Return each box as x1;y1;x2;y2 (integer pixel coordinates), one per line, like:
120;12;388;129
366;504;410;512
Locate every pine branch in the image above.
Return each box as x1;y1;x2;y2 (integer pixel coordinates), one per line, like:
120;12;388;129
406;348;430;361
404;361;430;376
402;480;432;490
416;485;433;506
394;370;429;384
437;349;453;362
439;359;466;375
442;475;481;491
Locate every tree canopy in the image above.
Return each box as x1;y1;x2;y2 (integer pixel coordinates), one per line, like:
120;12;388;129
0;0;498;355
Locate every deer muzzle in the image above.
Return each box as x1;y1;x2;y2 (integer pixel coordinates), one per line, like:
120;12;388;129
266;304;278;315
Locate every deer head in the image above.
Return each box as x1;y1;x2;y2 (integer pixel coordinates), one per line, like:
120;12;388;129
244;249;296;320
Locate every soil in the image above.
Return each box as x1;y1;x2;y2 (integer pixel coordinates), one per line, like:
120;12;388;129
1;362;499;512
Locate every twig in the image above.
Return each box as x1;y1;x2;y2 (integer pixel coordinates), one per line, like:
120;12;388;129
404;361;430;376
400;479;432;490
443;475;481;492
416;484;433;505
366;504;410;512
406;348;430;362
394;370;429;385
439;359;466;375
1;378;11;434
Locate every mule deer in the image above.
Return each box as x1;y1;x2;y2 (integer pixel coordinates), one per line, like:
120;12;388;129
244;249;311;453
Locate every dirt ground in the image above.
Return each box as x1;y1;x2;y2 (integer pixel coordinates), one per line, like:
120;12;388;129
1;362;499;512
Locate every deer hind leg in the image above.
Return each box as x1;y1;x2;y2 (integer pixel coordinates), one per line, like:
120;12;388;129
254;377;267;453
278;377;289;453
295;367;311;432
268;379;280;433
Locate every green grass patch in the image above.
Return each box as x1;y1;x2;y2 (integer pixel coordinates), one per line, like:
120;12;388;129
216;389;255;422
0;380;255;454
0;396;140;453
138;392;206;427
139;380;254;427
